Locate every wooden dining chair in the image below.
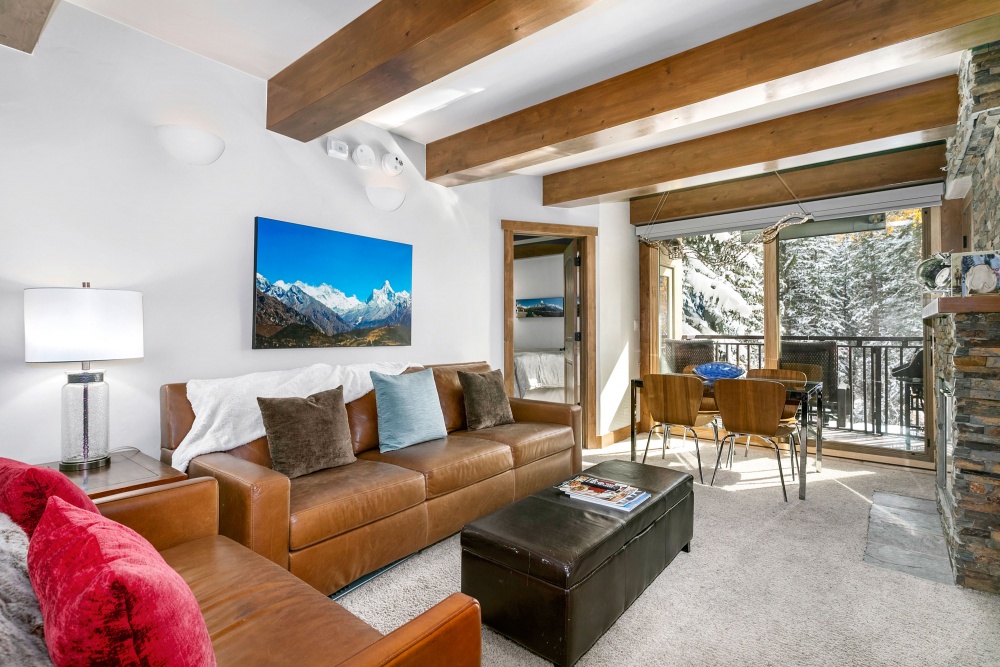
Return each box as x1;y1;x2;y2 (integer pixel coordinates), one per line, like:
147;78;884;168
747;367;808;414
743;368;807;457
712;378;801;502
641;373;720;483
681;365;720;414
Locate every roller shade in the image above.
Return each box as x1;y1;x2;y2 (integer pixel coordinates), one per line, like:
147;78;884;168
635;184;943;241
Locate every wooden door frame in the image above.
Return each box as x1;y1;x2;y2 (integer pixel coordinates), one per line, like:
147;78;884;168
502;220;598;450
638;242;658;432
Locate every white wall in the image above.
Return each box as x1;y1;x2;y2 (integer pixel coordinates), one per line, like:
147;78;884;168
0;3;608;464
513;255;565;350
597;203;640;434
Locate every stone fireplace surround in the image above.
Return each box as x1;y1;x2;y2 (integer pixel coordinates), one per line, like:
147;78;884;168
930;305;1000;594
935;43;1000;594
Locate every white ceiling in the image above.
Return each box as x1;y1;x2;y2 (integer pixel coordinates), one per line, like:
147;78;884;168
66;0;961;178
66;0;383;79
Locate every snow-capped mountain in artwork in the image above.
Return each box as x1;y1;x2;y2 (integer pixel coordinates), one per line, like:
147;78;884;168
256;273;411;336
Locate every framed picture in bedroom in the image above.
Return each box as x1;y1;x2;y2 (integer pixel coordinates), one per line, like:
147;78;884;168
253;217;412;348
515;297;564;318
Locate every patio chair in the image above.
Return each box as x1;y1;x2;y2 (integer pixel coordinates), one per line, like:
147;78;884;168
641;373;720;483
712;379;801;502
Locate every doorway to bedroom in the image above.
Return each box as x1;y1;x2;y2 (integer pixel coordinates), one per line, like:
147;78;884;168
512;235;579;404
502;220;598;449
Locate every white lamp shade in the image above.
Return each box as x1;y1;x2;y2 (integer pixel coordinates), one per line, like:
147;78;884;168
24;288;144;362
155;124;225;166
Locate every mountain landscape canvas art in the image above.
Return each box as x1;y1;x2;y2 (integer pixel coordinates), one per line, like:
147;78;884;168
515;297;564;318
254;217;412;348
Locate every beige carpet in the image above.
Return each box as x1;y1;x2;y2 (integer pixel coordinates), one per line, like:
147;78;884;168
338;438;1000;666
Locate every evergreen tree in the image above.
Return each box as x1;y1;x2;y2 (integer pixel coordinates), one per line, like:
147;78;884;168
681;233;763;335
684;209;924;338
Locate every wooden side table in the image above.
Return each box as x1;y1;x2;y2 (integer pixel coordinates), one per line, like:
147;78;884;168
40;449;186;499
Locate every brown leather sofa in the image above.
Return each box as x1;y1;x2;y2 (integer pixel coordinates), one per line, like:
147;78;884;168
95;476;482;666
160;362;583;595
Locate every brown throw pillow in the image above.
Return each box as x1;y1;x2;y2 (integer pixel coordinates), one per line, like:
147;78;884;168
257;387;356;479
457;369;515;431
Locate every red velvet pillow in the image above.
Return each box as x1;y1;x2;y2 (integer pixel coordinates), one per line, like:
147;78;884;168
0;457;98;537
28;496;217;667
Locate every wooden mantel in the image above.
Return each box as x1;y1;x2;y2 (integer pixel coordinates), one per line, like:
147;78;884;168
922;294;1000;320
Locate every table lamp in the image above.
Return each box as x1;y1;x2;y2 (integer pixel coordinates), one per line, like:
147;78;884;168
24;284;144;471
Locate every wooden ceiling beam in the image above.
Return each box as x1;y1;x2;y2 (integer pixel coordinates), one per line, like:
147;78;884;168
0;0;57;54
426;0;1000;186
267;0;601;142
543;77;958;207
629;144;947;225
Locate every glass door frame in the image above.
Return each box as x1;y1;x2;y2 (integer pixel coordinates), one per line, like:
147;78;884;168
638;210;937;468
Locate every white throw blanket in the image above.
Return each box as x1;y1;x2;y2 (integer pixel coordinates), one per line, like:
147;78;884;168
171;362;411;472
514;350;565;397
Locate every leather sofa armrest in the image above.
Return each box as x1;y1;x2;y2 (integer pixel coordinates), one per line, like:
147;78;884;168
188;453;290;569
509;397;583;472
95;478;218;552
340;593;481;667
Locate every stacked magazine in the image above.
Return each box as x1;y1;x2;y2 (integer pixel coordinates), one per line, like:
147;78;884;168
557;475;650;512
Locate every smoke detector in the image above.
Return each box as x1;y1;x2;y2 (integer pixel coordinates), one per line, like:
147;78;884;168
352;144;377;169
382;153;404;176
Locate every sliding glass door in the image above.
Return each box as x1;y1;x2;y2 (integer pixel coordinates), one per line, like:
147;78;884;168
651;208;931;464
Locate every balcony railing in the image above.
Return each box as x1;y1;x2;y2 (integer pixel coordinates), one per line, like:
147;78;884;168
666;335;924;443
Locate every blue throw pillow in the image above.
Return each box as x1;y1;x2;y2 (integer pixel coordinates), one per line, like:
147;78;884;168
370;369;448;452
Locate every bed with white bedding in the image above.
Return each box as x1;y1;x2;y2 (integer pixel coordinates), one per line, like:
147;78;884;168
513;349;567;402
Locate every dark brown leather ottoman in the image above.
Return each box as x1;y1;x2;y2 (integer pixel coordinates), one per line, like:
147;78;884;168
461;460;693;666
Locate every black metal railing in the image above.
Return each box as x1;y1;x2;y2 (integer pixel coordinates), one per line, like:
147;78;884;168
666;334;924;441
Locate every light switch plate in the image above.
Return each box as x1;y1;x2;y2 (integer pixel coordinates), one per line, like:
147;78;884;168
326;138;349;160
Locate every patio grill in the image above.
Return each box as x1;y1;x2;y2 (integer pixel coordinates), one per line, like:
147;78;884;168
891;348;924;448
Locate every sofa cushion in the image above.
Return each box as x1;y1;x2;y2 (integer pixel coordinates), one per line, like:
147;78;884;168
431;362;492;432
345;390;380;454
458;369;515;430
371;369;448;451
257;386;356;478
28;497;216;667
288;459;426;550
461;422;575;468
161;535;382;665
358;435;513;499
345;366;425;455
0;457;98;538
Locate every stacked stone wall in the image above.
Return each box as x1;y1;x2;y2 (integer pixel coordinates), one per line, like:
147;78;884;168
949;313;1000;594
971;128;1000;251
950;44;1000;251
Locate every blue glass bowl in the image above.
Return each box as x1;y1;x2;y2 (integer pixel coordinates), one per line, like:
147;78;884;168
693;362;745;385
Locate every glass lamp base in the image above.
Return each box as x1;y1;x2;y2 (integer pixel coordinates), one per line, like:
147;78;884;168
60;455;111;472
61;370;111;472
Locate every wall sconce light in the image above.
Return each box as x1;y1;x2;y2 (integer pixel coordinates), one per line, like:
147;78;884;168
365;187;405;212
155;124;226;166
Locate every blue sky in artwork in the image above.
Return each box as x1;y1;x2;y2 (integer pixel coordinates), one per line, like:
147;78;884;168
255;218;412;297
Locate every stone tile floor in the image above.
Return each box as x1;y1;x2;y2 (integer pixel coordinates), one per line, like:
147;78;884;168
864;491;953;585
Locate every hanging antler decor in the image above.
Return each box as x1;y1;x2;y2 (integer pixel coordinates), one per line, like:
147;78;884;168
639;171;814;269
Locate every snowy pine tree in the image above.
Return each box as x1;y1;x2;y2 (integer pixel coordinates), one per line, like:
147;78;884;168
683;210;924;338
681;233;763;335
